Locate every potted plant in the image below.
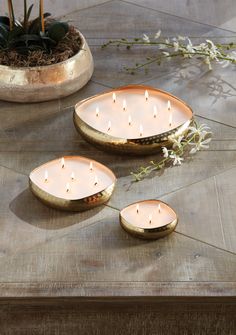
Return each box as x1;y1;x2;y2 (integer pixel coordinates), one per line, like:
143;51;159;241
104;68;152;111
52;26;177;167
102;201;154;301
0;0;94;102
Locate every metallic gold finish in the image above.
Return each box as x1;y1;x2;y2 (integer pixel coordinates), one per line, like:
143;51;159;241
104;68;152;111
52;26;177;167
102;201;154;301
0;31;94;102
74;85;193;155
29;156;116;212
120;200;178;240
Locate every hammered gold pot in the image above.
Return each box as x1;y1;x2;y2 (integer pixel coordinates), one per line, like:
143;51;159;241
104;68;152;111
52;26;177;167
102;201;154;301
0;31;94;103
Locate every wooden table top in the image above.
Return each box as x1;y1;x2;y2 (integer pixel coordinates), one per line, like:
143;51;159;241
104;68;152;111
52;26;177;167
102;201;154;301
0;0;235;300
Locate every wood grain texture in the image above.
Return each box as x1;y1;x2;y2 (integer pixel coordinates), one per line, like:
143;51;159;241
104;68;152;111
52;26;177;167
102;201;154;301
0;0;236;332
125;0;236;31
0;300;236;335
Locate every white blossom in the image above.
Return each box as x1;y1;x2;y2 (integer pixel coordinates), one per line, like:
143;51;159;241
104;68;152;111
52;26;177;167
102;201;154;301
205;56;212;70
189;137;211;153
169;153;184;166
219;60;230;68
143;34;150;43
162;51;170;57
178;35;186;41
173;41;179;52
171;135;184;149
155;30;161;39
162;147;169;158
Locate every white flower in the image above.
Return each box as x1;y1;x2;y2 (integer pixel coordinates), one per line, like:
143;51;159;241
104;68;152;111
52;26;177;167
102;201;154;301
187;124;212;138
162;147;169;158
162;51;170;57
158;44;166;50
206;39;218;52
178;35;186;41
143;34;150;43
189;146;198;154
171;135;184;149
165;38;170;44
155;30;161;39
173;41;179;52
169;153;184;166
219;60;230;68
205;56;212;70
186;38;195;53
189;137;212;152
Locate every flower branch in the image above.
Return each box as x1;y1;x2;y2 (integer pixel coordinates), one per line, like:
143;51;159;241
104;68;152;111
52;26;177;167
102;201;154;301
102;31;236;73
131;121;212;181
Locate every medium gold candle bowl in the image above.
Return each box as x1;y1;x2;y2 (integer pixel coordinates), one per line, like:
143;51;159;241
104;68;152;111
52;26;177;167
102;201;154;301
0;31;94;103
29;156;116;212
74;85;193;155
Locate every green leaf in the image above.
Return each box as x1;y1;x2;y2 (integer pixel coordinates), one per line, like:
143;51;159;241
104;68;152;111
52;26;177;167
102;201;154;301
8;26;25;40
29;12;51;34
0;24;9;39
0;16;10;27
27;4;34;21
47;22;69;42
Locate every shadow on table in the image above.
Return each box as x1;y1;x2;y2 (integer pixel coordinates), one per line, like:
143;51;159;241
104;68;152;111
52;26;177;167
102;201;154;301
9;188;104;230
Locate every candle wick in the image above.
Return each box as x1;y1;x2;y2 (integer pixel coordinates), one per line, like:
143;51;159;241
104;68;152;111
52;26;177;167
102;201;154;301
61;158;65;169
149;214;152;224
107;121;111;132
139;125;143;137
44;170;48;183
153;106;157;118
94;176;98;186
167;100;171;111
128;115;132;126
123;100;127;111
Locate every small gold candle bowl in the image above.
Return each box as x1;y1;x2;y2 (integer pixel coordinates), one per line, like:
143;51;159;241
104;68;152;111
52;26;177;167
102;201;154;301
120;200;178;239
74;85;193;155
29;156;116;211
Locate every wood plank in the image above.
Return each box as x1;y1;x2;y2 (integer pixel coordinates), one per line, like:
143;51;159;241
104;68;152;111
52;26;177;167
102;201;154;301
125;0;236;31
162;172;236;253
0;165;114;259
145;63;236;127
0;300;235;335
0;212;235;285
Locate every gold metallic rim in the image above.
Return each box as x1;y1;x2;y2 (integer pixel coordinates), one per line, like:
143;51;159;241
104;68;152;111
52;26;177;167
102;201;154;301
119;199;178;240
29;156;116;212
74;85;193;155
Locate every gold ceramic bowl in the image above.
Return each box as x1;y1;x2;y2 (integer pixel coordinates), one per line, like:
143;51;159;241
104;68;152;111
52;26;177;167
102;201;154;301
29;156;116;212
74;85;193;155
0;31;94;102
120;200;178;240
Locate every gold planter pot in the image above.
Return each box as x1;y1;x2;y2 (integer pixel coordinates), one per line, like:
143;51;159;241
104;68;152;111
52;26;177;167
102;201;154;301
0;31;94;103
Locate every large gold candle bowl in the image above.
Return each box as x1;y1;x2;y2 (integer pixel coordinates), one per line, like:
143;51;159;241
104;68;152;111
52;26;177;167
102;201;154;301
120;200;178;240
74;85;193;155
29;156;116;211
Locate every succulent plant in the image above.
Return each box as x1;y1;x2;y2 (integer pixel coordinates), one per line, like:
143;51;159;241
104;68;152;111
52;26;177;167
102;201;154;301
0;0;69;54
